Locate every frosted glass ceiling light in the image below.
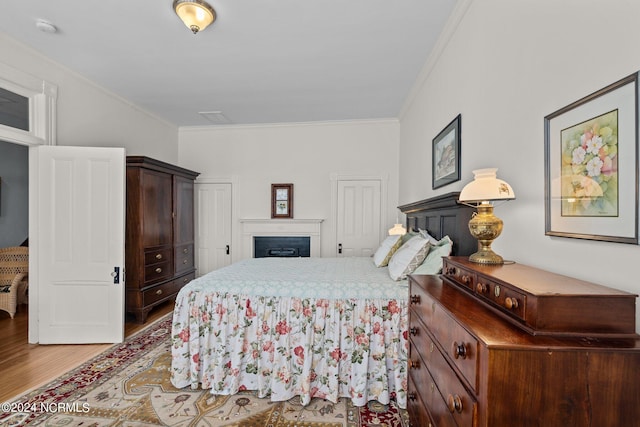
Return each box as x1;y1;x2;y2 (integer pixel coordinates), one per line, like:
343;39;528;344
173;0;216;34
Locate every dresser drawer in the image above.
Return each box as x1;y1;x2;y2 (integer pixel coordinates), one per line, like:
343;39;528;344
144;247;173;265
475;275;527;321
410;278;479;392
407;376;437;427
175;243;195;274
443;259;476;292
442;256;638;337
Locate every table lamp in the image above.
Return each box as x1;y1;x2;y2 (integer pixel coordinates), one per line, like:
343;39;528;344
458;168;515;264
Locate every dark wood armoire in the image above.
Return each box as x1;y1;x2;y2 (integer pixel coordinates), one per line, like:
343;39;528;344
125;156;199;323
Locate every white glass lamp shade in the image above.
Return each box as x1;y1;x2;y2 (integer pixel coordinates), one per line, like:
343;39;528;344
173;0;216;34
388;223;407;236
459;168;515;204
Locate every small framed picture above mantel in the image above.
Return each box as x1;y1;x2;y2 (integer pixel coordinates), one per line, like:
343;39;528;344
271;183;294;218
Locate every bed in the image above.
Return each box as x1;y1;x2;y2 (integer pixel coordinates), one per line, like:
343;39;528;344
170;192;475;409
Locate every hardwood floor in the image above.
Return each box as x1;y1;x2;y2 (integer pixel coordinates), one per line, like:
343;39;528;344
0;301;174;402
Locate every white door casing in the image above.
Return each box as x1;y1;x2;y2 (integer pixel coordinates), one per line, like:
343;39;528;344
335;179;382;257
195;182;232;276
30;146;125;344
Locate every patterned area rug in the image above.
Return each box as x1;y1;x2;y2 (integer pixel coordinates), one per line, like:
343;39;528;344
1;314;409;427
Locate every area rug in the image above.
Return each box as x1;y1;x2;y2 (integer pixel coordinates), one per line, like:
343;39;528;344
1;314;409;427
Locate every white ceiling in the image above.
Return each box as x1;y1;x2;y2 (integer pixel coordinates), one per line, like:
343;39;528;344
0;0;457;127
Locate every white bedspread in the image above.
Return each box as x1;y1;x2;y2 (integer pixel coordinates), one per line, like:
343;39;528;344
170;257;409;408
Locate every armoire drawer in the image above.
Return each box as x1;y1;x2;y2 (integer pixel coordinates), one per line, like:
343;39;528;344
142;280;180;306
410;277;479;392
144;247;173;265
175;243;195;274
144;260;173;284
175;271;196;289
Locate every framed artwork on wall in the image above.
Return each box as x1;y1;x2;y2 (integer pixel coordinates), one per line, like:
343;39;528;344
544;72;638;244
271;183;294;218
432;114;461;189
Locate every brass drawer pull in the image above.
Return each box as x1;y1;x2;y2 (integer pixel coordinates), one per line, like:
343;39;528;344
155;267;162;273
408;359;420;369
461;275;472;284
452;341;467;359
477;282;488;294
410;295;420;304
155;289;163;295
447;394;463;413
505;297;519;309
445;266;456;275
410;327;419;336
408;392;417;401
155;253;163;260
183;248;188;253
183;277;189;283
183;259;188;264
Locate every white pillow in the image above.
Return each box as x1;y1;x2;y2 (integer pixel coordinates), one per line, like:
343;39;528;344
413;235;453;274
388;235;431;280
372;234;403;267
418;229;439;245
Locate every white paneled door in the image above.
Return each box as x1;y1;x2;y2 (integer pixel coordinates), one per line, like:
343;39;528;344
336;179;381;257
30;146;125;344
195;182;232;276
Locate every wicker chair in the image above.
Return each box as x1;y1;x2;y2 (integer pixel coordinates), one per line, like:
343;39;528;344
0;246;29;319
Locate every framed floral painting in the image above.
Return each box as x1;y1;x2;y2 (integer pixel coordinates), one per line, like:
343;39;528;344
544;72;638;244
271;183;293;218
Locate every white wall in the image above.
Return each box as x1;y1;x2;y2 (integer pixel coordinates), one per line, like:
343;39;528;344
400;0;640;330
0;34;178;162
178;120;400;257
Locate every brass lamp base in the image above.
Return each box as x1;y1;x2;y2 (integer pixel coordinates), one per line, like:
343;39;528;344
468;204;504;265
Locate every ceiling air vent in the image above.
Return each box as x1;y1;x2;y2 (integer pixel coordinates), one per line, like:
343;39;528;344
199;111;231;125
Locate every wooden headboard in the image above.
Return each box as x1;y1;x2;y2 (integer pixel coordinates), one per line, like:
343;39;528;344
398;192;477;257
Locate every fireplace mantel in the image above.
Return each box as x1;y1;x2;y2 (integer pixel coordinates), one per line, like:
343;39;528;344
240;219;323;259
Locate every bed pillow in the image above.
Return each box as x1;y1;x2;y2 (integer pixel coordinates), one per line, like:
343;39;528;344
387;235;431;281
418;229;439;245
401;230;418;245
413;235;453;274
372;234;403;267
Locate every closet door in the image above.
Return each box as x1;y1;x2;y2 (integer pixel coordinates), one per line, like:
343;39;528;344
195;182;232;276
336;179;381;257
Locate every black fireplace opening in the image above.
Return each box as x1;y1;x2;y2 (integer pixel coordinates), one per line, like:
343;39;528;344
254;236;311;258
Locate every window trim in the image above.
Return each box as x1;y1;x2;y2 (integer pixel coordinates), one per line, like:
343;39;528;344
0;61;57;146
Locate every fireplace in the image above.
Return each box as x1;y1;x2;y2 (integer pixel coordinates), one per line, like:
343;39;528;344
254;236;310;258
240;219;323;259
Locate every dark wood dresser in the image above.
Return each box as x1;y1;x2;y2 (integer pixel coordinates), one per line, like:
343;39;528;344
125;156;199;323
407;256;640;427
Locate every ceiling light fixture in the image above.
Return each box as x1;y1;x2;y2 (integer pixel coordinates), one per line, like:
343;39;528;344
35;19;57;33
173;0;216;34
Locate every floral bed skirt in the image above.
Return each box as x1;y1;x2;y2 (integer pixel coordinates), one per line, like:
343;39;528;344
170;291;409;409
